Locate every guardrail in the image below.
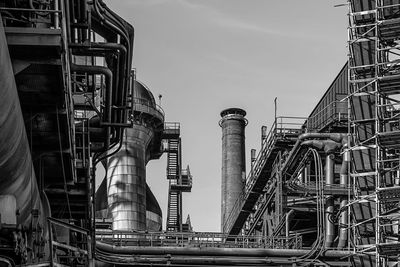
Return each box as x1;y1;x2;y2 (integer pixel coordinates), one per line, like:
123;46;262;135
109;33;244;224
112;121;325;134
131;97;165;122
96;231;302;249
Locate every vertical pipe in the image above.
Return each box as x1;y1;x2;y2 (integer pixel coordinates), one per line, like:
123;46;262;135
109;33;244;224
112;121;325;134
325;154;335;248
219;108;247;233
337;148;349;248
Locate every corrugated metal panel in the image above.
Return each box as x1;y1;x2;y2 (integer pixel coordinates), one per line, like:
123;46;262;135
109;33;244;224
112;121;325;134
307;63;348;131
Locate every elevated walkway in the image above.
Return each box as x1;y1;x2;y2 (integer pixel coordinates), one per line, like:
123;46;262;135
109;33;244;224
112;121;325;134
224;117;305;236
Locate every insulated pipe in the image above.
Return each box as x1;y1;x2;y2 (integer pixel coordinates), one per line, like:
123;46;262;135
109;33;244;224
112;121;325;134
0;16;46;228
299;132;347;145
219;108;247;233
325;154;335;248
107;126;154;231
95;241;352;258
337;146;349;248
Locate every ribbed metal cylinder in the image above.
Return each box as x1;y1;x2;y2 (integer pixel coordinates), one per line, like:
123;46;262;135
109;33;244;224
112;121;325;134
220;108;247;233
107;125;154;231
0;17;46;228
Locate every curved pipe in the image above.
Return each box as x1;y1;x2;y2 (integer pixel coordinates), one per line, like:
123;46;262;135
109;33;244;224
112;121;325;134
70;64;113;123
0;17;47;228
70;64;113;149
90;1;134;146
285;210;295;238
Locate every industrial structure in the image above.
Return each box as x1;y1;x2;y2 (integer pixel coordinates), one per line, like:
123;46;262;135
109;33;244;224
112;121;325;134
1;0;400;266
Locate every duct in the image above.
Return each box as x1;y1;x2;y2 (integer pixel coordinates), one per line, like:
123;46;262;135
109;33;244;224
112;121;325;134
219;108;247;233
0;15;47;229
285;209;295;238
337;145;349;248
325;154;335;248
95;241;352;258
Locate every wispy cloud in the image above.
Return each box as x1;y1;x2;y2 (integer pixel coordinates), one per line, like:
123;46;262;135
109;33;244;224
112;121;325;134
172;0;288;37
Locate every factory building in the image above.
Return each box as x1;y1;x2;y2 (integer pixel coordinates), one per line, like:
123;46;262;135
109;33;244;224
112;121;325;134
0;0;400;266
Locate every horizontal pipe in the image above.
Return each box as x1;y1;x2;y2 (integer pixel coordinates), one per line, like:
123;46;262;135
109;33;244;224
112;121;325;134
96;241;353;259
96;254;351;266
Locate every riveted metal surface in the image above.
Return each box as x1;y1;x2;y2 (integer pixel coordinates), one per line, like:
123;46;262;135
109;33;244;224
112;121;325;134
107;126;154;231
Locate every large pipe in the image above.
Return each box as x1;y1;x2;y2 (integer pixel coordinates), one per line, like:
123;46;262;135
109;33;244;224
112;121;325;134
325;154;335;248
95;241;352;258
219;108;247;233
0;15;46;228
107;126;154;231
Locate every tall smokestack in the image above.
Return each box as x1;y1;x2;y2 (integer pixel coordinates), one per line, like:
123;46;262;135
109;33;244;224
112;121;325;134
219;108;247;233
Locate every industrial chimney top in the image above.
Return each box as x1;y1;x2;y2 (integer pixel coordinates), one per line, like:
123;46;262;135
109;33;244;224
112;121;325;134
219;108;247;127
220;107;246;118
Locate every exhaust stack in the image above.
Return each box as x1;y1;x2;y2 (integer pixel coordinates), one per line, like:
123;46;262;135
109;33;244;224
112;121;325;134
220;108;247;233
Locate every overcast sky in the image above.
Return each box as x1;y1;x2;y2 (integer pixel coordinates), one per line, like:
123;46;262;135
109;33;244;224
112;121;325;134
104;0;348;232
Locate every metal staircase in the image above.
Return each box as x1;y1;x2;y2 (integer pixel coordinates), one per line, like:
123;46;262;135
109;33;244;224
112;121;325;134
164;123;192;232
348;0;400;265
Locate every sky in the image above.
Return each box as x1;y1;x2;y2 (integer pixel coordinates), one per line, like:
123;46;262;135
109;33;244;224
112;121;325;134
103;0;348;232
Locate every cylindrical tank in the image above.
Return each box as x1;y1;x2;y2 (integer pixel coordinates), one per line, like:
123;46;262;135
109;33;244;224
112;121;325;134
107;80;164;232
219;108;247;233
0;17;47;228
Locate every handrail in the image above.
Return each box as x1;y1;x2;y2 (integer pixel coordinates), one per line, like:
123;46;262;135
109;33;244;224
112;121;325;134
223;116;305;233
95;231;303;249
164;122;180;130
131;97;165;120
306;101;348;132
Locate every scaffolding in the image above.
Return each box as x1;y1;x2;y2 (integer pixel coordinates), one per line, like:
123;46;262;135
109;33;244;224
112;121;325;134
348;0;400;265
